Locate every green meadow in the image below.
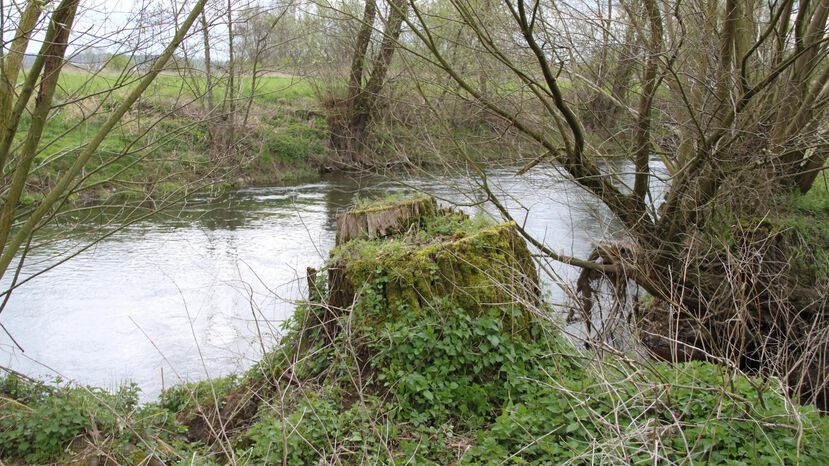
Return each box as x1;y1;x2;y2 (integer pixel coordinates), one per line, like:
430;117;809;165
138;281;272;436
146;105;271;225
16;69;326;205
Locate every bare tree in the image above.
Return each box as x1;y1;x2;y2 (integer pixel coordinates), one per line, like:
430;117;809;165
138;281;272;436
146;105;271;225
236;1;296;126
403;0;829;406
325;0;408;167
0;0;208;301
582;1;640;131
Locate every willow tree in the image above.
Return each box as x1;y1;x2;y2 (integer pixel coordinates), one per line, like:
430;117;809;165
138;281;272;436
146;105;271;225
326;0;408;166
0;0;208;300
582;2;640;132
404;0;829;407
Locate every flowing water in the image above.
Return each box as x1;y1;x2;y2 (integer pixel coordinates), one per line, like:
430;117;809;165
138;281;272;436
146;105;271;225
0;166;648;400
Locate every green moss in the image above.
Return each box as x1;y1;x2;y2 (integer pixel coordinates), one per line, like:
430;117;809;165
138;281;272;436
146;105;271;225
352;193;435;213
332;214;538;334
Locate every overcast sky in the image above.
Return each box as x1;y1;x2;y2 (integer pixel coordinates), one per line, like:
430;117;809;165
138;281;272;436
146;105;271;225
2;0;234;58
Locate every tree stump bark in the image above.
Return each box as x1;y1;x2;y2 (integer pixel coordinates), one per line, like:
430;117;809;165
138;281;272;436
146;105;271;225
335;195;437;245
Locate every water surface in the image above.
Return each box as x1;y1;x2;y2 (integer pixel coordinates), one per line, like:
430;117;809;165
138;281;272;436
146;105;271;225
0;167;636;399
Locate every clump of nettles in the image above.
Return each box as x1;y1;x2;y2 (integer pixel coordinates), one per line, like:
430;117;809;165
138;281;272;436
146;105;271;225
1;196;829;465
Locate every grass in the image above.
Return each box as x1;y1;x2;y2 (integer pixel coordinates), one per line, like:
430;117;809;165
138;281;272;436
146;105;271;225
775;175;829;282
56;69;316;104
794;171;829;213
12;68;328;205
31;67;544;199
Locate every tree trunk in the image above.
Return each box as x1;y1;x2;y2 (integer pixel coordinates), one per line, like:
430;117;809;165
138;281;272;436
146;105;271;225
200;11;215;118
584;14;637;131
328;0;406;167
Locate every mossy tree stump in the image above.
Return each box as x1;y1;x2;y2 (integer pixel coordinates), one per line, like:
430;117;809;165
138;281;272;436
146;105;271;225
185;197;543;444
335;195;437;245
326;196;540;343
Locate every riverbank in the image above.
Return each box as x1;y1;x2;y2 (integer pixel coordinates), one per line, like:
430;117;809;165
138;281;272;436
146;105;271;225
2;196;828;464
20;71;327;207
22;69;561;209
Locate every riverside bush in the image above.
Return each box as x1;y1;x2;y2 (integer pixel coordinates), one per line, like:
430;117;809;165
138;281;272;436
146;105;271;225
0;377;142;463
0;376;191;464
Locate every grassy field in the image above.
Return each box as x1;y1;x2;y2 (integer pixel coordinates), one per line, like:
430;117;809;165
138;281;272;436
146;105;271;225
56;69;317;104
16;68;328;206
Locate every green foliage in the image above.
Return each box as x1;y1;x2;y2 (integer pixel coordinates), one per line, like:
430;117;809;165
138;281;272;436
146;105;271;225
371;300;561;427
7;291;829;464
260;122;326;162
0;377;132;463
771;181;829;283
232;283;829;464
159;374;239;413
244;394;338;464
657;363;829;464
794;173;829;214
461;360;829;464
700;181;829;287
0;376;192;464
243;394;389;465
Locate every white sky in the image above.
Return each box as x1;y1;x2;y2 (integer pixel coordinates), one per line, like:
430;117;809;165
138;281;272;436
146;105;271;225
3;0;236;58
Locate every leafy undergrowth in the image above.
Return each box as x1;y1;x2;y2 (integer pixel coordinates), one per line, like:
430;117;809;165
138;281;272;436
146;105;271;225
232;297;829;465
4;301;827;464
2;200;829;464
0;377;198;465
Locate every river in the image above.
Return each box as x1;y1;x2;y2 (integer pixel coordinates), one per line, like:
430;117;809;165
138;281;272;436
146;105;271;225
0;166;640;400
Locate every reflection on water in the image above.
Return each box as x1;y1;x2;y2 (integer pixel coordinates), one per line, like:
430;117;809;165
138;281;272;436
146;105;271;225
0;165;656;400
